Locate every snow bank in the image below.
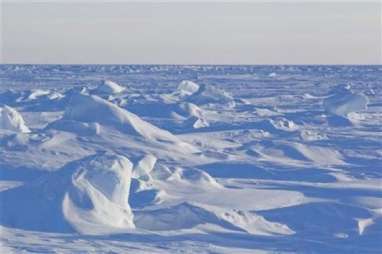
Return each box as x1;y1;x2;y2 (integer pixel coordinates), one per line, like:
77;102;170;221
95;80;125;94
63;153;135;235
323;84;369;117
0;105;30;133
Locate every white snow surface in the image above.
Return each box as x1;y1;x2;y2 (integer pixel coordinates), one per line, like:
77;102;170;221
0;65;381;253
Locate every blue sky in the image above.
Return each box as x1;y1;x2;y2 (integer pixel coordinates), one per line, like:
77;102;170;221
1;1;381;64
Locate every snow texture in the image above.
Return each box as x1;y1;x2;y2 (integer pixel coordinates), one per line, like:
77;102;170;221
0;65;381;253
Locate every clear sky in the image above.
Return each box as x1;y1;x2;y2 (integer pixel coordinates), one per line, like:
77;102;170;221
1;1;381;64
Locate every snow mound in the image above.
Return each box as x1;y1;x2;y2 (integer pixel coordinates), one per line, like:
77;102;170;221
95;80;125;94
0;105;30;133
63;153;135;235
323;84;369;117
63;93;193;148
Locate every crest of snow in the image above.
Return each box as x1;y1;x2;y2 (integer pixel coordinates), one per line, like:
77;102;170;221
63;153;135;235
323;84;369;117
0;105;31;133
95;80;125;94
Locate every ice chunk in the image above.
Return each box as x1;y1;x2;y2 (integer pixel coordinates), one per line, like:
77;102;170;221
63;153;135;235
323;84;369;117
95;80;125;94
0;105;31;133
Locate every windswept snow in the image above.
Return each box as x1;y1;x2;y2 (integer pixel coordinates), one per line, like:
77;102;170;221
0;65;381;253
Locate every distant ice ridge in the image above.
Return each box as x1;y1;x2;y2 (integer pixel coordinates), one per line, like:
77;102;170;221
163;80;235;107
0;105;30;133
323;84;369;118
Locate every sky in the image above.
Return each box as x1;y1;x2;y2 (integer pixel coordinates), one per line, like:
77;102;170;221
1;1;381;64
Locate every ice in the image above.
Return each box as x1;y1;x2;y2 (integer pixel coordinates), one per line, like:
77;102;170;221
175;80;200;97
323;84;369;118
63;153;135;235
94;80;126;94
63;92;194;148
0;65;381;253
0;105;31;133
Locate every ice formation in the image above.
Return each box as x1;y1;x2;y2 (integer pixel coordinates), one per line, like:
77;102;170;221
0;105;31;133
323;84;369;117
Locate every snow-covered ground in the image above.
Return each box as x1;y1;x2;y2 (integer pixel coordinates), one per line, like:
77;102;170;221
0;65;381;253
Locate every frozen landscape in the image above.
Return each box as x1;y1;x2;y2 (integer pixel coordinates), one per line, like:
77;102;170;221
0;65;381;253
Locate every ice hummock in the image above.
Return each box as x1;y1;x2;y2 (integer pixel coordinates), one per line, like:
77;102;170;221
0;105;31;133
63;153;135;235
95;80;126;94
62;93;192;146
323;84;369;117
